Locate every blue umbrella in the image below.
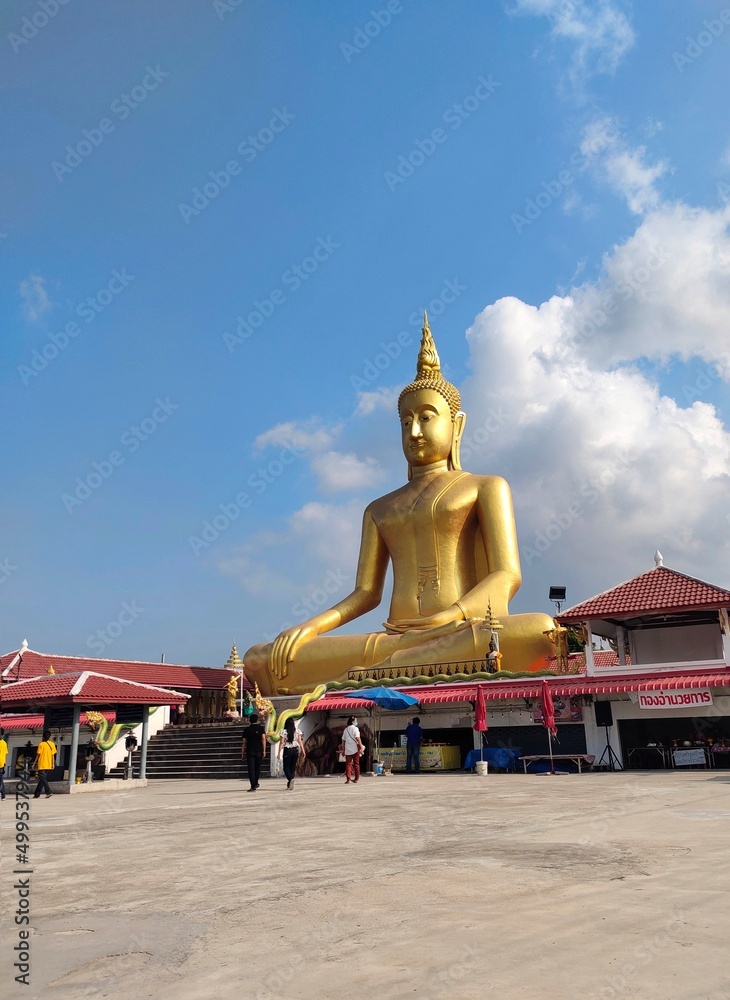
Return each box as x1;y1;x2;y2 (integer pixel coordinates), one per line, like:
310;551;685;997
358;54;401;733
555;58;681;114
346;687;419;763
347;687;418;711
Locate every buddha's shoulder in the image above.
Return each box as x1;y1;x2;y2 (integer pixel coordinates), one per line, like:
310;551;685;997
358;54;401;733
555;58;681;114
448;472;513;498
467;472;512;492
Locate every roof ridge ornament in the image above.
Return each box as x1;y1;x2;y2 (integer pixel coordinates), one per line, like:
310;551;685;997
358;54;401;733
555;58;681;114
654;550;664;568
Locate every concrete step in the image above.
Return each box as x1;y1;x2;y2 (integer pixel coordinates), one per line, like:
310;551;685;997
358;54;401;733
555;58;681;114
135;743;245;752
113;723;272;781
108;762;270;777
137;747;247;760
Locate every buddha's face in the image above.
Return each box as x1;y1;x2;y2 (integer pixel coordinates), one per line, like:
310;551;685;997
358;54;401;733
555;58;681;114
399;388;454;467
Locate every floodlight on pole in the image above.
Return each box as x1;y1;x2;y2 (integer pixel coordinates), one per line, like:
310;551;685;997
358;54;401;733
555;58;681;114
549;586;566;615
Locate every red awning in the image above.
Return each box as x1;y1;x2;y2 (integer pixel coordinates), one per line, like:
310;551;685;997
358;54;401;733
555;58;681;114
305;670;730;711
411;686;478;704
558;671;730;696
0;710;117;731
305;697;375;712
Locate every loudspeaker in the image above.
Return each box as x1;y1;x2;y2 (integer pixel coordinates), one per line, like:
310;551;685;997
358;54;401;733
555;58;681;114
594;701;614;727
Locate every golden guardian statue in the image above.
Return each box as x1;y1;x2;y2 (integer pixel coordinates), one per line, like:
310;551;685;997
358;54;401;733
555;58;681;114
245;316;556;694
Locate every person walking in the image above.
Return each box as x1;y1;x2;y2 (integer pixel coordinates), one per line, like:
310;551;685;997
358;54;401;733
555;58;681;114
241;713;267;791
405;716;424;773
342;716;364;784
34;731;57;799
0;729;8;800
277;718;306;790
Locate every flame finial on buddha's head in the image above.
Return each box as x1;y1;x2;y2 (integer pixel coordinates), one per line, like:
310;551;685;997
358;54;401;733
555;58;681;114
398;312;461;420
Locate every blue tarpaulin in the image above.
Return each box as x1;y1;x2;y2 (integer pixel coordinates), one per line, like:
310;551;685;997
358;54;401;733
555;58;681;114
464;747;522;771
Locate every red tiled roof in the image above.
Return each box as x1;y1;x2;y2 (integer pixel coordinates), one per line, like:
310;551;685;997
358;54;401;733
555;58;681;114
594;650;631;667
0;710;115;731
546;651;631;670
0;649;240;691
306;669;730;709
557;566;730;622
0;671;189;707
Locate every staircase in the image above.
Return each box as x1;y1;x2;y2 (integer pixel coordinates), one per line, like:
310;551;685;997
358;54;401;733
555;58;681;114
107;723;272;781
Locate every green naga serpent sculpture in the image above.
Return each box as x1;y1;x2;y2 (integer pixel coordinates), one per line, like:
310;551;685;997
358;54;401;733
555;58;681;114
254;684;327;741
84;709;158;750
254;666;564;741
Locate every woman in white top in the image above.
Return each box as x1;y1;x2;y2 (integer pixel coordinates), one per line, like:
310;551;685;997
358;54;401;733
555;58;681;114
342;715;364;784
277;718;306;789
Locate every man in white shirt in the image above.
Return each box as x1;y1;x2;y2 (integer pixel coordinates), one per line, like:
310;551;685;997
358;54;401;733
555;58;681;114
342;715;364;784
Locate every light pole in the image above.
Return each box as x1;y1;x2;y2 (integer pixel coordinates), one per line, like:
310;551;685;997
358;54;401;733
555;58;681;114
125;731;138;780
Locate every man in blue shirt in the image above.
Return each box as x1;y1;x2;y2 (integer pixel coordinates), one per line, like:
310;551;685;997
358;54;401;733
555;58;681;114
404;717;423;774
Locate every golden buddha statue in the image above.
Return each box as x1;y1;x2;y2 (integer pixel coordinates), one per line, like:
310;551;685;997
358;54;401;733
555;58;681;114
245;316;556;695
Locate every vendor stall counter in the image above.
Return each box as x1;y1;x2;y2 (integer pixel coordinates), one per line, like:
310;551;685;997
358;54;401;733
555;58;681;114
379;744;461;771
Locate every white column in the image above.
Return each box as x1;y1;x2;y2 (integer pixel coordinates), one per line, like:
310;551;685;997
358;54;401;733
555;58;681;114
617;625;627;666
139;707;150;779
584;623;595;676
67;705;81;790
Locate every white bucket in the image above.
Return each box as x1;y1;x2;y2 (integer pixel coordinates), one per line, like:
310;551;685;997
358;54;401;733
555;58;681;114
475;761;489;776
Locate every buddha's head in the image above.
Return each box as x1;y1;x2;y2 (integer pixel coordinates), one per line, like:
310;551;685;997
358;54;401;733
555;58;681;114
398;315;466;474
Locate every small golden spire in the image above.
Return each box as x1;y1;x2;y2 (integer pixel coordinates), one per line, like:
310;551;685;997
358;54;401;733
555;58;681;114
47;663;55;675
224;642;244;670
485;600;503;631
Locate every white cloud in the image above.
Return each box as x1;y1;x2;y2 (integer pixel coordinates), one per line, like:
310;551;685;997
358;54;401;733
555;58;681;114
288;499;364;568
218;537;296;598
603;147;667;214
575;201;730;373
355;386;400;416
254;419;340;455
19;274;51;323
219;501;363;636
460;198;730;602
580;116;668;214
311;451;384;493
511;0;635;91
254;415;386;493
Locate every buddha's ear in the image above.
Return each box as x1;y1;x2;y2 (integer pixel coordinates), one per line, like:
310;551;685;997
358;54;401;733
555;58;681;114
449;411;467;471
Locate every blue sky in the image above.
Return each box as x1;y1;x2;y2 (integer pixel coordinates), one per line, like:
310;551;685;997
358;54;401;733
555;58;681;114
2;0;729;666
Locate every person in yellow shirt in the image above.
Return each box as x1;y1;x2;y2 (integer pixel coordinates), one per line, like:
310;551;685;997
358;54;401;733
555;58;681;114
34;730;57;799
0;729;8;800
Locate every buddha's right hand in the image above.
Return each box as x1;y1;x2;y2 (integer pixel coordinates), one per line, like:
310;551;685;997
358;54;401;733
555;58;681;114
271;623;318;680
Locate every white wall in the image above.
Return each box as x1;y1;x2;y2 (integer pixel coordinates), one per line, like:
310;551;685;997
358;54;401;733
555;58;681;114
587;692;730;762
103;705;169;770
630;624;722;665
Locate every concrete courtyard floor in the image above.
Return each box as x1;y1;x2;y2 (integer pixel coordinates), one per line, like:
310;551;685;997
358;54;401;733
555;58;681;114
3;770;730;1000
